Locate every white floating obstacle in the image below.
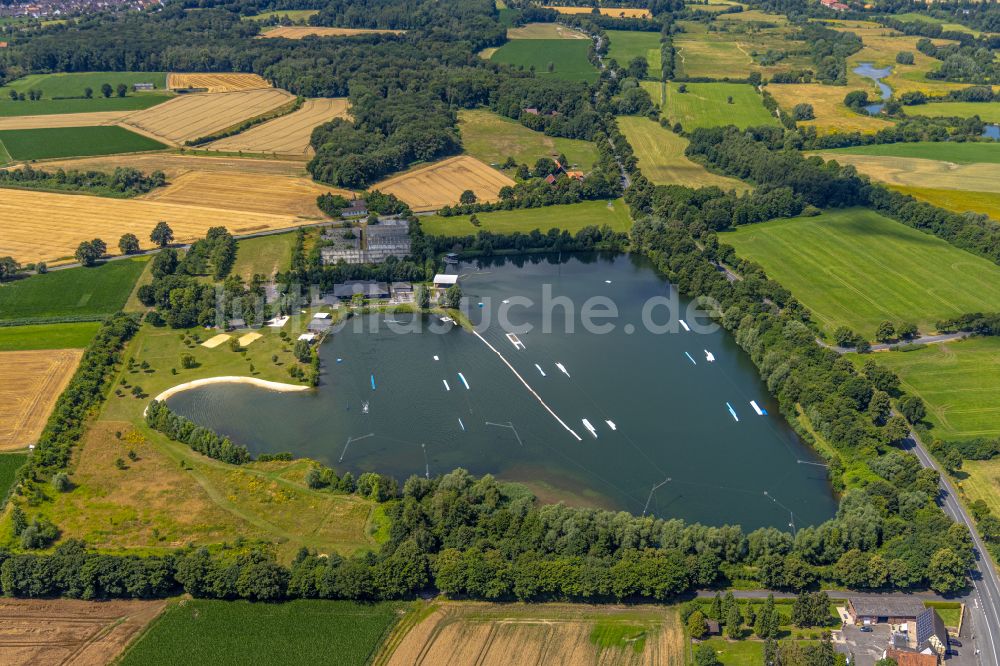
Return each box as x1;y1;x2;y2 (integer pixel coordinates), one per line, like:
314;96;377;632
606;420;617;431
506;332;525;350
458;418;466;431
704;350;715;363
556;362;570;378
443;379;450;391
726;402;739;422
679;319;691;332
458;372;470;390
684;352;696;365
535;363;546;377
582;419;598;438
750;400;767;416
433;355;439;361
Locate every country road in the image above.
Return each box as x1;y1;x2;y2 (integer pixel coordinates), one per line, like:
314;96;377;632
817;331;969;354
903;426;1000;665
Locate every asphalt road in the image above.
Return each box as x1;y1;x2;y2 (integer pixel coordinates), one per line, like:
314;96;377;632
903;429;1000;665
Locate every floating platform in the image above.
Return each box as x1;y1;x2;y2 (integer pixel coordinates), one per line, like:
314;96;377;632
684;352;696;365
458;417;465;431
606;420;617;431
582;419;598;438
535;363;546;377
750;400;767;416
556;362;570;378
433;355;439;361
443;379;450;391
458;372;470;390
679;320;690;332
704;350;715;363
726;402;739;422
506;332;525;350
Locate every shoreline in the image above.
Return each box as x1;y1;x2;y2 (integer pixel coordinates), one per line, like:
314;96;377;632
148;375;310;408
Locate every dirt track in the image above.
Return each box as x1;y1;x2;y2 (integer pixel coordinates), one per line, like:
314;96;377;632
0;597;167;666
372;155;515;212
204;98;349;156
0;349;82;450
0;111;129;130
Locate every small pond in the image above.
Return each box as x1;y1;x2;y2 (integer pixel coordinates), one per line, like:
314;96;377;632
853;62;893;115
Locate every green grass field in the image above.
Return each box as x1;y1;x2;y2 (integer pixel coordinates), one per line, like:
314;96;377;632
420;199;632;236
458;108;598;170
641;80;664;106
697;638;763;665
856;337;1000;440
906;102;1000;122
0;258;148;324
232;232;296;280
120;600;406;666
491;40;598;82
818;141;1000;165
0;95;169;117
242;9;318;22
2;72;168;98
0;126;167;162
723;208;1000;340
606;30;662;80
0;322;101;350
617;115;749;190
664;82;778;130
0;453;28;502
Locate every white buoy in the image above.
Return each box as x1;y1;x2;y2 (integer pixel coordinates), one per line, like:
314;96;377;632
535;363;546;377
433;355;439;361
443;379;450;391
605;420;617;431
704;350;715;362
556;362;570;378
582;419;598;438
679;320;691;332
605;280;612;284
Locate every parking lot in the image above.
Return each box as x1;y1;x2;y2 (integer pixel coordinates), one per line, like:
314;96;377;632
835;619;979;666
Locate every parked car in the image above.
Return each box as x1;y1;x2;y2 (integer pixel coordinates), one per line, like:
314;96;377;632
859;626;873;633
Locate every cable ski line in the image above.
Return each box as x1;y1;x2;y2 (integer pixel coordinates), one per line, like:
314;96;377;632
472;330;582;441
339;432;374;462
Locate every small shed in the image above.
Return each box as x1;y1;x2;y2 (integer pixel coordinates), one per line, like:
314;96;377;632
433;274;458;288
313;312;332;319
297;333;317;342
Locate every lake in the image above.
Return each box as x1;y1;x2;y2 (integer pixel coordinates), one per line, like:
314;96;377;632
854;62;893;116
168;253;837;530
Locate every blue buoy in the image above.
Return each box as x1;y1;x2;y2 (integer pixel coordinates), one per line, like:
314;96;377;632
371;374;376;390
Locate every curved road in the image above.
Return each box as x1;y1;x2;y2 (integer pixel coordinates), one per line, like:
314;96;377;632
903;427;1000;665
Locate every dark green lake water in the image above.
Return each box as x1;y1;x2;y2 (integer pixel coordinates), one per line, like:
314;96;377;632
168;253;836;530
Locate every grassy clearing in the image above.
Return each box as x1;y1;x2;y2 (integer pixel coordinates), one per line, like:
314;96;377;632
458;108;598;170
906;102;1000;122
232;232;296;280
242;8;318;22
664;82;778;130
606;30;662;80
420;199;632;236
491;39;598;82
506;22;588;39
697;638;763;665
924;601;963;627
961;457;1000;527
817;141;1000;164
120;599;406;666
766;83;894;134
0;258;148;323
892;185;1000;222
617;115;749;190
641;80;664;106
811;154;1000;199
0;126;166;161
0;322;101;350
2;72;168;98
0;452;28;501
723;208;1000;340
858;337;1000;440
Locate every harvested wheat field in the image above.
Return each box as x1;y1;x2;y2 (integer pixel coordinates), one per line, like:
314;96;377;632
814;153;1000;193
40;153;310;178
202;334;231;348
377;602;683;666
167;72;271;93
542;5;652;18
140;170;349;217
0;349;82;450
0;597;168;666
0;111;129;130
373;156;515;212
0;188;311;264
204;98;350;156
120;88;295;145
260;26;405;39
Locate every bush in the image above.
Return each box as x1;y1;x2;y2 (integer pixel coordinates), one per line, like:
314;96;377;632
52;472;71;492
